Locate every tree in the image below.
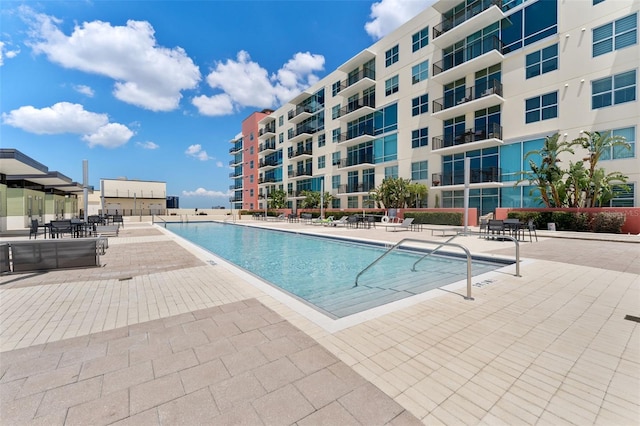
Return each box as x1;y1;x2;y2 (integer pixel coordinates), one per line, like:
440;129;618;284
300;191;333;209
369;177;411;209
406;182;429;208
269;189;287;209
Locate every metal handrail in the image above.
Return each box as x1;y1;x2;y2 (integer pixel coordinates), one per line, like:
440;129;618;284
411;234;460;271
354;237;476;300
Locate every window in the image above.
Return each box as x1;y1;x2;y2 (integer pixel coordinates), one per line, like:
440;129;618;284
385;166;398;179
332;175;341;189
412;127;429;148
525;43;558;79
412;60;429;84
593;13;637;57
592;70;636;109
250;160;254;169
250;132;254;140
287;129;294;139
249;146;254;155
501;0;558;54
525;91;558;123
347;196;359;208
332;128;341;143
411;161;428;180
332;81;341;96
385;75;399;96
249;175;254;183
412;26;429;52
385;45;399;67
600;127;635;160
318;133;326;148
332;198;341;208
411;94;429;116
278;116;283;126
332;105;341;119
279;133;283;144
332;151;341;166
593;0;605;4
607;183;635;207
318;155;326;169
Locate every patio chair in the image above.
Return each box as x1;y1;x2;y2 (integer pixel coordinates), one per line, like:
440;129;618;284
112;215;124;228
50;220;73;239
331;216;349;227
525;219;538;242
487;220;505;239
384;217;414;232
479;218;489;238
29;219;46;239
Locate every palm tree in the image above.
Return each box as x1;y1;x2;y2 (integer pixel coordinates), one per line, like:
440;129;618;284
369;177;410;209
407;182;429;208
269;189;288;209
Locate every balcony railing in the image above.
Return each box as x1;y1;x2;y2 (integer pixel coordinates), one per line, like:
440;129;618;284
338;125;375;144
288;169;313;178
258;158;281;168
433;35;503;76
432;123;503;150
288;104;315;121
337;182;376;194
229;196;243;202
336;155;374;169
292;125;318;138
433;0;502;39
340;68;376;91
229;171;242;178
287;189;309;197
431;167;501;186
289;148;313;159
432;80;502;113
259;124;276;136
258;177;278;184
229;183;243;190
259;140;277;152
337;98;376;118
228;143;242;154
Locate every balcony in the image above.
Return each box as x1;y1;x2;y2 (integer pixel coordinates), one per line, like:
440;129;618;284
287;189;308;198
288;126;318;144
337;182;375;194
229;196;243;203
288;105;316;124
258;158;281;170
432;80;504;121
229;171;243;178
259;140;277;153
336;155;375;170
229;143;242;154
337;98;376;122
229;157;242;166
289;148;313;159
229;183;243;190
337;126;376;147
432;35;504;83
431;167;501;188
288;169;313;180
432;123;503;155
258;124;276;139
432;0;505;48
339;68;376;99
258;177;278;184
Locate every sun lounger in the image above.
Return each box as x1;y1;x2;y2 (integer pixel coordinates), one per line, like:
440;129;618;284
312;216;334;225
330;216;349;227
384;217;414;232
94;225;119;237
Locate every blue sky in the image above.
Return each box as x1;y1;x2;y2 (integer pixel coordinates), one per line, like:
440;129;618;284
1;0;433;208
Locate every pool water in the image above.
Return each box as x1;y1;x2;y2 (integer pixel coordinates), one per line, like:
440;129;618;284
166;222;507;318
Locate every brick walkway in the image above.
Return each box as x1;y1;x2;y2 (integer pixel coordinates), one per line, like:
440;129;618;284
1;221;638;425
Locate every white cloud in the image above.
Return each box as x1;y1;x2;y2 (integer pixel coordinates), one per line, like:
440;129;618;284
193;50;324;116
185;144;212;161
365;0;435;39
2;101;134;148
136;141;159;150
73;84;95;97
182;187;230;197
0;41;21;66
215;161;223;168
23;7;201;111
82;123;133;148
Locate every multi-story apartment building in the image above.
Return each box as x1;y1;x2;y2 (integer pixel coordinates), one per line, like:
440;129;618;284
233;0;638;215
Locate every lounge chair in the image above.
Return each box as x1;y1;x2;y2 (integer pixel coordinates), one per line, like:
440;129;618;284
330;216;349;227
384;217;414;232
312;216;334;225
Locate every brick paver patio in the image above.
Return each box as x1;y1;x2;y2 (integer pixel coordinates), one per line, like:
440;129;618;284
1;221;638;425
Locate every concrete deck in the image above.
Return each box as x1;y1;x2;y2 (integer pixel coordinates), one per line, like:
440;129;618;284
1;220;638;425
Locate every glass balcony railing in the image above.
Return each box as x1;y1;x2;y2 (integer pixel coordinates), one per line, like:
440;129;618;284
340;68;376;91
259;140;277;152
431;167;501;186
258;158;281;168
337;98;376;118
337;125;375;144
336;155;374;169
337;182;376;193
288;168;313;178
288;148;313;159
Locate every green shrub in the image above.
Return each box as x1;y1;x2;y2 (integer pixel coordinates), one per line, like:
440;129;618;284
404;212;463;225
591;212;625;233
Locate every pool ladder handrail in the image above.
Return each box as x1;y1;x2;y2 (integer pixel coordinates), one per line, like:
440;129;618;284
354;237;476;300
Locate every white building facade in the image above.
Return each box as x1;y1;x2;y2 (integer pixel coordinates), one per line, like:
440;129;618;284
247;0;638;215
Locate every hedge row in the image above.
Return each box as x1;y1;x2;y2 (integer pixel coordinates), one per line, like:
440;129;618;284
403;212;463;226
506;211;626;233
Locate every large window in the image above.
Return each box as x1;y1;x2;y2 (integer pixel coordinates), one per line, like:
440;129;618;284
600;127;635;160
593;13;637;57
592;70;637;109
332;105;340;119
385;75;399;96
385;166;398;179
332;175;341;189
411;94;429;116
332;128;341;143
317;133;325;147
411;161;428;180
332;81;341;96
412;127;429;148
411;60;429;84
318;155;325;169
374;134;398;163
332;151;341;166
607;183;635;207
501;0;558;54
385;45;399;67
525;43;558;79
525;91;558;123
412;26;429;52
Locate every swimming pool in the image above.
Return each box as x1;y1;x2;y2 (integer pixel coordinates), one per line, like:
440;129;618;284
166;222;509;318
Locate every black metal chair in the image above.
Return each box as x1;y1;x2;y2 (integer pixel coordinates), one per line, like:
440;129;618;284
487;220;505;239
29;219;46;239
50;220;73;238
525;219;538;242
